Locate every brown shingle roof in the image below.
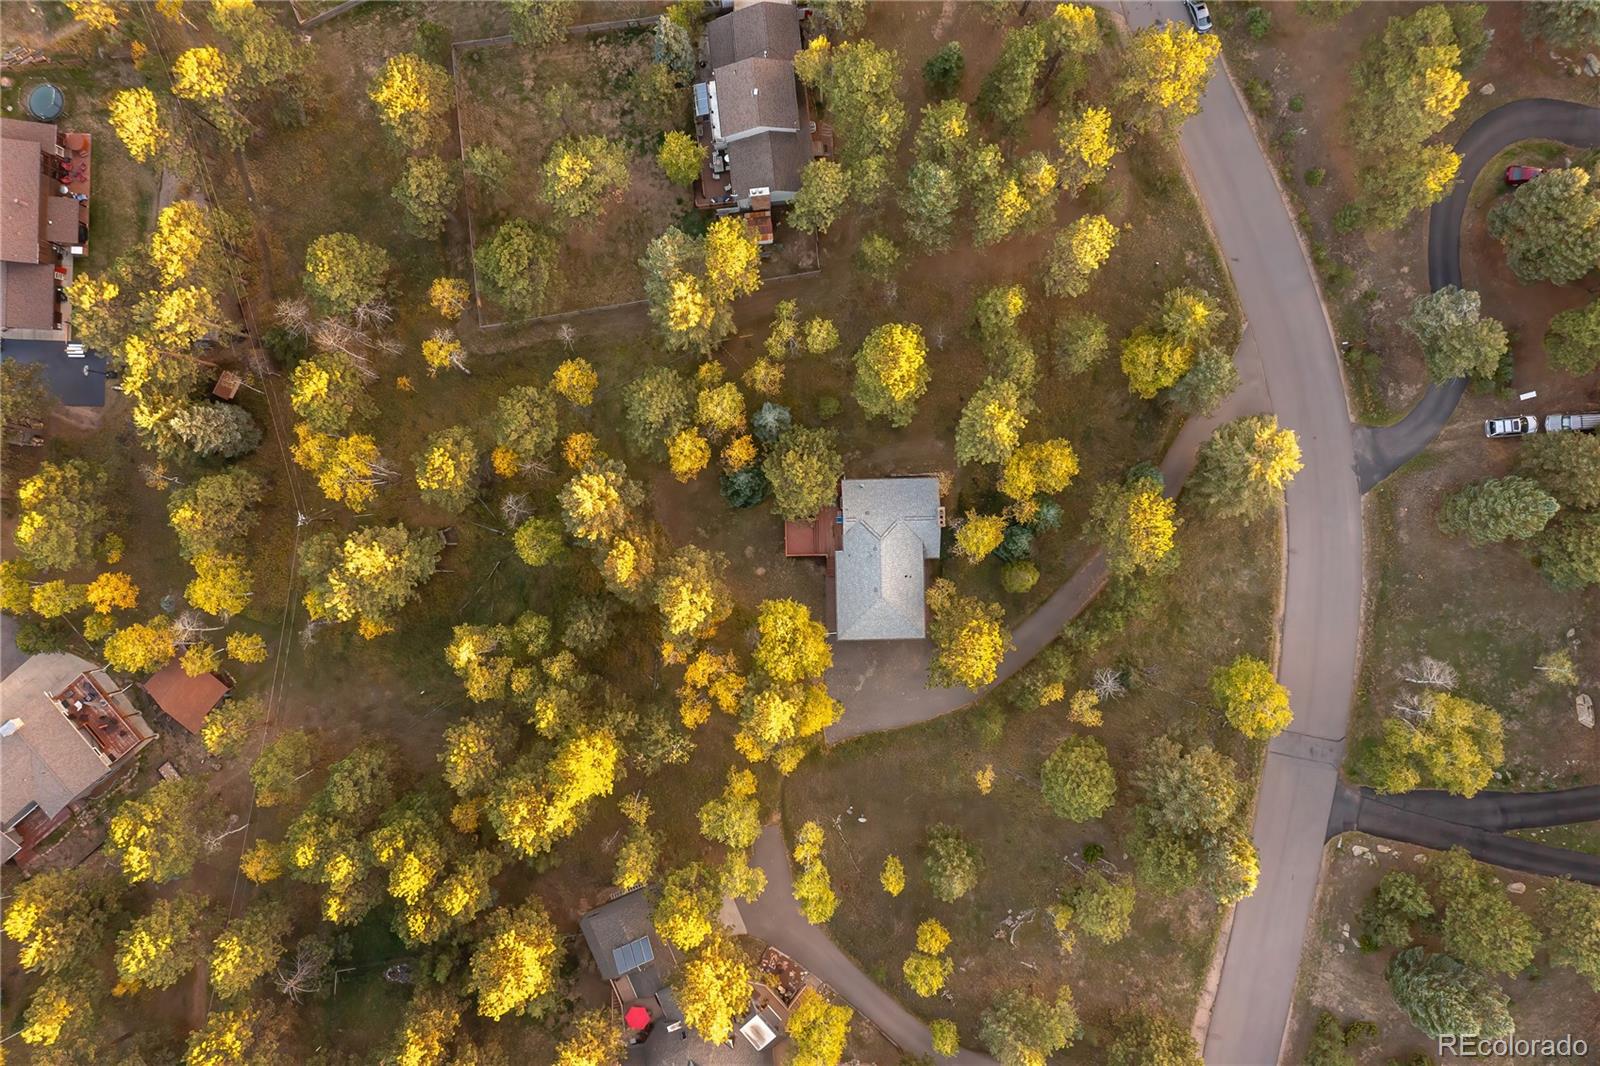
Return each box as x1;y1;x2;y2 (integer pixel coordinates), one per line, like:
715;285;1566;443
0;117;60;147
727;131;806;199
715;57;801;139
2;139;45;264
706;0;802;69
44;195;78;247
142;660;231;734
1;261;59;331
1;654;129;827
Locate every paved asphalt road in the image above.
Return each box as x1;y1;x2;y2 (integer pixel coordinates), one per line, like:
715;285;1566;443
1106;3;1366;1062
1328;783;1600;886
1352;99;1600;491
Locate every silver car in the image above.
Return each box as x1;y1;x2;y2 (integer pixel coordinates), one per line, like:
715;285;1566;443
1544;412;1600;433
1483;416;1538;438
1184;0;1213;32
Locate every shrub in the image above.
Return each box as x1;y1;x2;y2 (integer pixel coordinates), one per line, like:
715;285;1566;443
1304;167;1326;187
924;824;982;902
1244;78;1272;117
1244;6;1271;38
1000;560;1039;594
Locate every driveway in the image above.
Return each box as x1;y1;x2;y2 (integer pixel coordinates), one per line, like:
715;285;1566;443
1352;99;1600;491
1329;783;1600;886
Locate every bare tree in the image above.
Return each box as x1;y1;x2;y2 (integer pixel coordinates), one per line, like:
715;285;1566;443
557;323;576;351
276;934;335;1004
174;610;224;646
499;492;532;528
1399;656;1457;690
1091;667;1126;701
274;298;313;336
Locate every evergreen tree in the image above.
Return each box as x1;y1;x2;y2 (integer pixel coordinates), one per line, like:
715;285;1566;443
1439;475;1560;545
1487;167;1600;284
1404;286;1509;382
1385;947;1513;1039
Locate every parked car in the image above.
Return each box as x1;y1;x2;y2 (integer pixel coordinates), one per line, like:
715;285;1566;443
1505;165;1545;186
1184;0;1213;33
1543;412;1600;433
1484;415;1538;438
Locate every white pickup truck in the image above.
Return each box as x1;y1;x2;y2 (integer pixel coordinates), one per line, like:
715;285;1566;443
1544;413;1600;433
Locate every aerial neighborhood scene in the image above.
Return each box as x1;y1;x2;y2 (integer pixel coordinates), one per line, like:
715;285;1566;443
3;0;1600;1062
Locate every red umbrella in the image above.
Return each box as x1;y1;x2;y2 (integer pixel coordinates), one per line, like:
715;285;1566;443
625;1005;651;1030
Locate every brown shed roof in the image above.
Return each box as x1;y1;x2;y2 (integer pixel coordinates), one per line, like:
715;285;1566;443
1;261;59;331
142;660;231;734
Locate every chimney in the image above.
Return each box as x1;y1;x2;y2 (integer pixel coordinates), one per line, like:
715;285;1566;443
1;718;22;737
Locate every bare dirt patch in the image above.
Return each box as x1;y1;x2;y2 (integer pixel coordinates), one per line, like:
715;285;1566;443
1287;832;1600;1064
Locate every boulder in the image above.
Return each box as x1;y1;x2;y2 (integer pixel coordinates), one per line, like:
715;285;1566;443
1586;53;1600;76
1479;82;1495;95
1508;882;1526;895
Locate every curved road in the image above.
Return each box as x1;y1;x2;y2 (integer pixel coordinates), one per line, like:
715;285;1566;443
1352;98;1600;491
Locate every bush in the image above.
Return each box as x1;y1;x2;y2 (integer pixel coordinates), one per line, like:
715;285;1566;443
1245;7;1271;38
816;395;842;421
1288;93;1306;113
1000;560;1039;594
1244;78;1272;117
924;824;982;902
1333;204;1363;234
1304;167;1326;187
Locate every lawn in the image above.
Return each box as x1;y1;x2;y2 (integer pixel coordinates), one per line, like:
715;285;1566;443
1286;832;1600;1063
1353;434;1600;790
456;30;690;320
782;502;1281;1054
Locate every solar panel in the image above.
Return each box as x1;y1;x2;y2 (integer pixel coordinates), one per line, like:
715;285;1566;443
612;936;654;974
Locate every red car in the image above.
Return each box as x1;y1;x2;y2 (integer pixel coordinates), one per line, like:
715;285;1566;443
1505;165;1545;186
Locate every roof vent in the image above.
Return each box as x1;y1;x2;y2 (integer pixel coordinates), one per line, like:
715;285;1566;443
1;718;22;737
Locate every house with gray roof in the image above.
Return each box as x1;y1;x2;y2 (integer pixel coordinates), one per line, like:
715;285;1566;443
694;0;820;214
2;653;156;864
834;477;943;641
